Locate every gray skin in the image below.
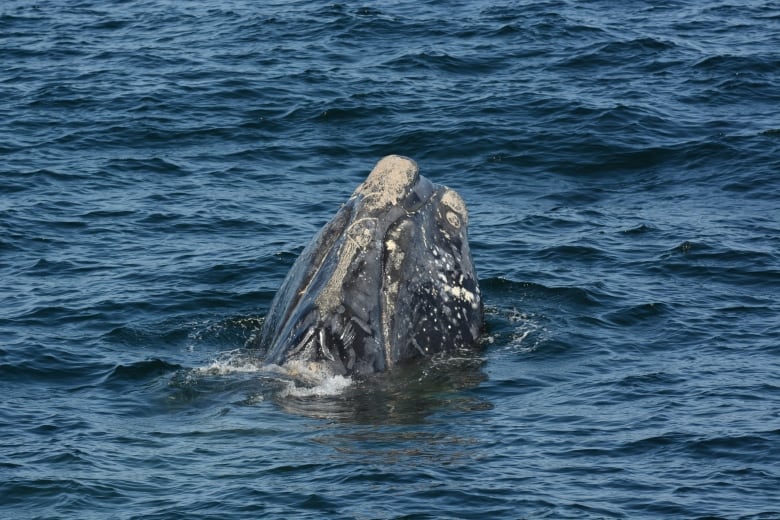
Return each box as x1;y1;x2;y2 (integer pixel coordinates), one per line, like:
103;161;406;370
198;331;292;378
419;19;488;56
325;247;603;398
259;155;482;378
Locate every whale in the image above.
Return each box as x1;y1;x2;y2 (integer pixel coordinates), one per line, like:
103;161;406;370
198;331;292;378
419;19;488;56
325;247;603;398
259;155;482;378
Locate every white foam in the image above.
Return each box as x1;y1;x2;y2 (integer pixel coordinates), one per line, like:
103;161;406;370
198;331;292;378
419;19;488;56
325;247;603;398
193;351;353;399
273;359;353;396
506;309;545;353
278;373;353;398
230;358;354;397
195;349;263;375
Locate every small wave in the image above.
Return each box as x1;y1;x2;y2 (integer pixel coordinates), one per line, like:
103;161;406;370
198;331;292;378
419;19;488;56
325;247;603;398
534;244;612;264
104;358;181;383
603;302;670;327
622;223;657;235
556;37;677;71
482;277;606;307
0;347;109;386
655;241;780;286
384;51;502;75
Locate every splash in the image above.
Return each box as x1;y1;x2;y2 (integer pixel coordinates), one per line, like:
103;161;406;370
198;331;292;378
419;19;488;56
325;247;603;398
193;349;354;398
271;359;354;397
195;349;263;376
482;305;546;354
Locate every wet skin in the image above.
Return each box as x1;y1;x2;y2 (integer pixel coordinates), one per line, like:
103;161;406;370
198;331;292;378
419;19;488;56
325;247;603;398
259;155;482;378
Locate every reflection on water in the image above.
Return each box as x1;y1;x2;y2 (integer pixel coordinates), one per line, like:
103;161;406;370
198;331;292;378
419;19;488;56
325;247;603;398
312;426;484;468
273;356;492;424
167;348;491;425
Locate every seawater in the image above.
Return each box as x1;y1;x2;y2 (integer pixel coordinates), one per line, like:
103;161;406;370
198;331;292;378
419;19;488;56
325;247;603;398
2;1;779;518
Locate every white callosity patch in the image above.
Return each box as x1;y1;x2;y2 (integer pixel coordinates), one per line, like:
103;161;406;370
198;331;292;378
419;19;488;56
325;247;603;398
354;155;418;210
314;217;377;315
381;221;410;366
432;244;480;342
440;188;469;226
445;211;461;229
443;280;478;305
315;156;418;320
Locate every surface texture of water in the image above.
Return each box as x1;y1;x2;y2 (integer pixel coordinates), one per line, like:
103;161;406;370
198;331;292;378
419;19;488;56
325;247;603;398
2;1;780;518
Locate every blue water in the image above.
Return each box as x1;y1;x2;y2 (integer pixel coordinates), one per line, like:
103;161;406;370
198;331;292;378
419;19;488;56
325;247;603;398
2;1;780;518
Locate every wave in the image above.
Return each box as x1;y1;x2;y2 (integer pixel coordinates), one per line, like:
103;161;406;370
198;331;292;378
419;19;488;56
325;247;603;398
102;358;181;385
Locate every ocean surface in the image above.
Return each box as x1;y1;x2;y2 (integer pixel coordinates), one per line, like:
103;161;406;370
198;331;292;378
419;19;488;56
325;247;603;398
2;1;779;518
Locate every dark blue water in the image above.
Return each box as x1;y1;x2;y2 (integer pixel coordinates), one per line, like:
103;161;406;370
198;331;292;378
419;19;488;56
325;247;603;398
2;1;780;518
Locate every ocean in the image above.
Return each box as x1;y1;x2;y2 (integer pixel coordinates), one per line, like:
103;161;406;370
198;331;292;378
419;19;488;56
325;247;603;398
1;1;779;518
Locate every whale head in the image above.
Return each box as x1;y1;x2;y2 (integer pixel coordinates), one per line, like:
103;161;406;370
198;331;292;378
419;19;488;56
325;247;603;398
259;155;482;379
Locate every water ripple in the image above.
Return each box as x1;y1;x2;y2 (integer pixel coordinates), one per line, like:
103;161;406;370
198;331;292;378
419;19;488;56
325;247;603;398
2;0;779;518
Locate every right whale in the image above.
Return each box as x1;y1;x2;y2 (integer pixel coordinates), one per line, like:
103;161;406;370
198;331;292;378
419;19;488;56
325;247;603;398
259;155;482;378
